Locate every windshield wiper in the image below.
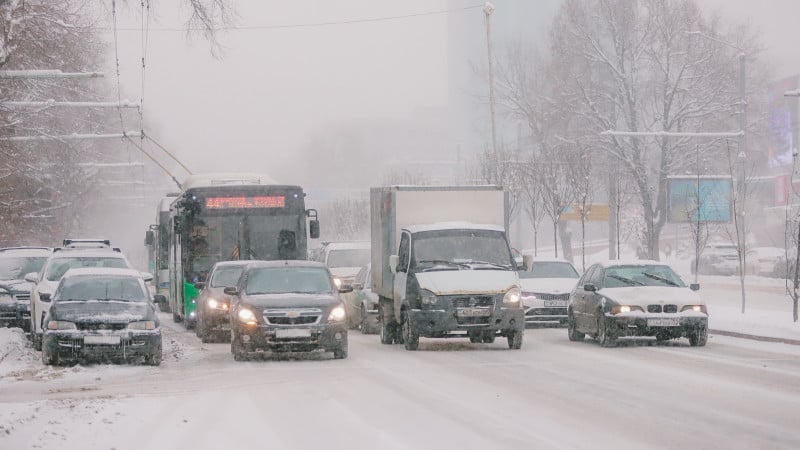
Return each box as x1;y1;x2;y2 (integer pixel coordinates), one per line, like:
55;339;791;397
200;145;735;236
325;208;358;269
459;260;513;270
607;274;644;286
641;272;679;287
417;260;470;269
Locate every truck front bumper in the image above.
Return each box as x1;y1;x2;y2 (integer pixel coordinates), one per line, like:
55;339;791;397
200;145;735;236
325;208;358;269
408;307;525;337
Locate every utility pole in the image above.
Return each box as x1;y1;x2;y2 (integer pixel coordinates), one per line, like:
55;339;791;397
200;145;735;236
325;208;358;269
484;2;499;185
737;52;748;314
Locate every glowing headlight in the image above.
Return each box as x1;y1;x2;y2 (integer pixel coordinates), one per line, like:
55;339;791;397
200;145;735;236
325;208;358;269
47;320;76;330
680;305;708;314
333;277;342;289
611;305;643;314
128;320;156;330
328;305;346;322
619;305;631;313
238;308;257;325
208;299;219;309
420;289;438;305
503;288;521;304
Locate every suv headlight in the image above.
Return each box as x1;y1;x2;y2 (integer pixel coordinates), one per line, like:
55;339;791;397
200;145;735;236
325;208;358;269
503;288;521;305
128;320;156;330
207;298;229;310
238;308;258;325
420;289;438;305
328;305;346;322
47;320;76;330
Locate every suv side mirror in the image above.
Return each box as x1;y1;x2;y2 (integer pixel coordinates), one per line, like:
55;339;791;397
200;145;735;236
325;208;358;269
689;283;700;291
24;272;39;283
145;230;155;246
40;292;51;302
224;287;239;296
583;283;597;292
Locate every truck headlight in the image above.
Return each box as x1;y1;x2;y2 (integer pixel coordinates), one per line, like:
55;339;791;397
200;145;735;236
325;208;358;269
238;308;258;325
503;288;521;305
128;320;156;330
47;320;77;330
328;305;346;322
420;289;438;305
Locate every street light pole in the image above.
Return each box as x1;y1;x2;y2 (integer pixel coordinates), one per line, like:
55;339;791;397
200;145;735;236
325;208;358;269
737;52;748;313
484;2;500;185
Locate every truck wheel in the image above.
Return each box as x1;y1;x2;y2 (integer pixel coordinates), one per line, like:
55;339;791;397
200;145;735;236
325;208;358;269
481;331;496;344
468;331;482;343
402;312;419;351
380;320;394;344
506;330;523;349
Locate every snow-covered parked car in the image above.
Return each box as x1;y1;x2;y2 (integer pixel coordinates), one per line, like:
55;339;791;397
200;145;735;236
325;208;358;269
567;260;708;347
228;261;351;361
41;268;163;366
0;247;51;332
26;248;133;351
519;258;580;327
690;242;739;275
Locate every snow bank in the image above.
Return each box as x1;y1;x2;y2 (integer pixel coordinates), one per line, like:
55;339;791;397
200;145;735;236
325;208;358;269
0;327;37;379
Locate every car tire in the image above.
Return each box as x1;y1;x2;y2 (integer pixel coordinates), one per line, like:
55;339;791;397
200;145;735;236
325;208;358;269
481;331;496;344
597;315;616;348
506;329;523;349
567;312;585;341
41;345;56;366
333;342;348;359
655;332;671;343
172;311;182;323
402;311;419;351
146;343;162;366
195;317;203;338
232;335;248;361
468;331;482;343
689;325;708;347
360;308;372;334
32;332;42;351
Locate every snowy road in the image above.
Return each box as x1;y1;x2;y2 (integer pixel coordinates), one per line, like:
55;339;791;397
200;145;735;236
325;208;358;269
1;314;799;450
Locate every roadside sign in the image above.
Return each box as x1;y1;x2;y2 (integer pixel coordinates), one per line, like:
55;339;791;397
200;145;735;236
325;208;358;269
668;176;732;223
559;204;610;222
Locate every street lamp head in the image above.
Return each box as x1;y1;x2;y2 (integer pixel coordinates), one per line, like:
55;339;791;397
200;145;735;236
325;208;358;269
484;2;495;15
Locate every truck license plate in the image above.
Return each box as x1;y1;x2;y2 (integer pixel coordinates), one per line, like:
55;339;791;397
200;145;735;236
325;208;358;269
543;300;569;307
647;318;679;327
456;308;491;317
84;335;121;345
275;328;311;338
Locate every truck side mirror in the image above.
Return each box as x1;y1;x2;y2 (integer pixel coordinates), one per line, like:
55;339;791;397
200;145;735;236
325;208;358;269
389;255;399;274
522;254;533;272
309;220;320;239
145;230;154;246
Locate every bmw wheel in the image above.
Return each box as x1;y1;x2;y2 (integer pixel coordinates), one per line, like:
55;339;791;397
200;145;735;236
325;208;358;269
597;315;616;348
567;311;585;341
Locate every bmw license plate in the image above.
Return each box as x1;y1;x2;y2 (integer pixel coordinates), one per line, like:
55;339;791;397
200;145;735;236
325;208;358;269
456;307;491;317
647;318;679;327
543;300;569;307
84;335;121;345
275;328;311;338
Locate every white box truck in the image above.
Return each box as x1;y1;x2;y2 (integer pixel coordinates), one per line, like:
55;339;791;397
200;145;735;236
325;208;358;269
370;185;525;350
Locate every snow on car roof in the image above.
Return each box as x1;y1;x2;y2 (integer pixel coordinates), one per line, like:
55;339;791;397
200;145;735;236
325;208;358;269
245;260;329;269
325;241;370;250
405;222;506;234
182;173;279;190
61;268;143;278
597;259;672;268
212;260;253;268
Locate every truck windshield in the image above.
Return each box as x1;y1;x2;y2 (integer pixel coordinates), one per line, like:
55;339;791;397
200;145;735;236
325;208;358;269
412;229;513;268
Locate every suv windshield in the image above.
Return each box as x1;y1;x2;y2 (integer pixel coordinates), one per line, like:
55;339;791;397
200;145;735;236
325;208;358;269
46;257;129;281
211;266;244;288
413;229;513;268
0;256;48;280
327;249;370;268
56;276;147;302
603;265;685;288
519;261;579;279
246;267;334;295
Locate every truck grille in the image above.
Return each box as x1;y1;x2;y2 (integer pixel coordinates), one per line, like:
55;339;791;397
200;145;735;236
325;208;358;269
449;296;495;308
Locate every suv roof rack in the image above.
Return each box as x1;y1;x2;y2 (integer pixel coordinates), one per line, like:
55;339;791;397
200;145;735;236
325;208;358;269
63;239;111;247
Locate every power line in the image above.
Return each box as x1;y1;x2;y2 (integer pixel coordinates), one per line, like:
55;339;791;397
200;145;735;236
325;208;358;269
92;4;483;33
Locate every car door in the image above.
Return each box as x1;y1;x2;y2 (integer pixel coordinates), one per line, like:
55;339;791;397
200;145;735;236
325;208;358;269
571;264;596;331
586;266;605;333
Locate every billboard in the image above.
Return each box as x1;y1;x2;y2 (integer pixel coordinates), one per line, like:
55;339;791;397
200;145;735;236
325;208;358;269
668;177;732;223
559;204;610;222
767;75;799;168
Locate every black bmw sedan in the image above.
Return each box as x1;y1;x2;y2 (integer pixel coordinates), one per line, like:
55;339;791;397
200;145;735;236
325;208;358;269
42;268;162;366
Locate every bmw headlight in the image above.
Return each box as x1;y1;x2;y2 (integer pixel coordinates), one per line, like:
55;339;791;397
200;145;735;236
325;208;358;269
328;305;346;322
420;289;438;305
503;287;521;305
128;320;156;330
238;308;258;325
47;320;76;330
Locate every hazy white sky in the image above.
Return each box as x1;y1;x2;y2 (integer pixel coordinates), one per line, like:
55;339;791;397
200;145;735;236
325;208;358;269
111;0;800;187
